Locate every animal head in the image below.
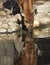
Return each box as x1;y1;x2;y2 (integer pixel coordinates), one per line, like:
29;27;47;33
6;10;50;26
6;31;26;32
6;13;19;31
18;0;34;23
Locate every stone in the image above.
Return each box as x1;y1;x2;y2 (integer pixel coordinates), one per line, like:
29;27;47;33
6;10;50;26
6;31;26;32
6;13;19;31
0;22;2;25
24;22;30;29
8;17;17;23
0;28;6;33
0;2;3;8
33;20;40;27
37;1;50;13
0;34;7;37
8;22;19;32
8;27;17;32
0;11;7;16
33;29;41;35
8;33;18;40
8;21;16;26
14;14;22;21
2;23;8;29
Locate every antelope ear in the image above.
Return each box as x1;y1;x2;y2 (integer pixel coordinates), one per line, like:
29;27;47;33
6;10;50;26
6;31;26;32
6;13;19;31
15;13;22;21
3;0;11;10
